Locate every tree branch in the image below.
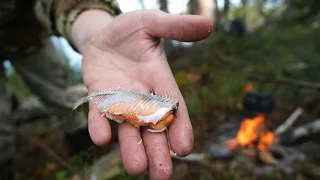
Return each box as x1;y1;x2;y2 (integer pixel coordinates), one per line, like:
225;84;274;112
275;107;304;135
250;1;289;32
246;76;320;89
170;150;206;163
17;130;76;175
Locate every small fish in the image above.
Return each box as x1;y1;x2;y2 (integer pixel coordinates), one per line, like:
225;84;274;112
73;89;179;132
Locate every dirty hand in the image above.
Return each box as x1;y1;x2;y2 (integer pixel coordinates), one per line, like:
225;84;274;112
71;9;212;179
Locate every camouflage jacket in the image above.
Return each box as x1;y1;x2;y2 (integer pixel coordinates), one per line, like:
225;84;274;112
0;0;121;58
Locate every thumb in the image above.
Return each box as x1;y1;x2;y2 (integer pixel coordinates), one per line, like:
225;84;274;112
142;10;213;42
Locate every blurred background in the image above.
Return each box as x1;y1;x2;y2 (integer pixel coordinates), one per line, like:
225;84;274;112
8;0;320;179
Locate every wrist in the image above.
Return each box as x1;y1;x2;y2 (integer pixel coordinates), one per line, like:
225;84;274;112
70;9;114;53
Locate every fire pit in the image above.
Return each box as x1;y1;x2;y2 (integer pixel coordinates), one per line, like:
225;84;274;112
171;86;320;179
208;89;278;158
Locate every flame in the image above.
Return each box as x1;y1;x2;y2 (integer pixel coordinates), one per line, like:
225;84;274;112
227;114;275;151
242;83;254;93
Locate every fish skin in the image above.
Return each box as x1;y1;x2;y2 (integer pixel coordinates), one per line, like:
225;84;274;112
73;89;179;132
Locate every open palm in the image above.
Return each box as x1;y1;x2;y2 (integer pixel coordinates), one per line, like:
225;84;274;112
81;10;212;179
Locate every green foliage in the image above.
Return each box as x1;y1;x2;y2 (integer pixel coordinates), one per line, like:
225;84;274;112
228;5;265;30
116;172;140;180
55;171;68;180
10;3;320;178
7;68;32;101
172;23;320;111
291;0;320;20
174;70;190;87
185;95;203;118
70;146;96;172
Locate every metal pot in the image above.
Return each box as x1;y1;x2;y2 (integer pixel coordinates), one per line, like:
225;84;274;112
243;90;275;114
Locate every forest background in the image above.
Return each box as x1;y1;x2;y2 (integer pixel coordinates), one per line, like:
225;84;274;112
7;0;320;179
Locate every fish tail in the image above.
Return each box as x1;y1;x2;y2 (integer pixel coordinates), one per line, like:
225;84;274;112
72;90;119;111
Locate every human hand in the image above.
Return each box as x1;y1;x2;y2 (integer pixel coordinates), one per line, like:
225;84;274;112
78;9;212;179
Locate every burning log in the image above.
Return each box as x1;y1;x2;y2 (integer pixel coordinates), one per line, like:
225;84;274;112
187;109;317;160
226;114;275;151
171;104;320;179
224;109;320;151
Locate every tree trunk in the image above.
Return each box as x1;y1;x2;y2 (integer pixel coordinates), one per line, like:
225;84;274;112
188;0;214;22
223;0;230;17
256;0;267;18
188;0;199;15
158;0;168;13
214;0;220;19
211;0;217;29
213;0;222;30
157;0;170;52
250;1;289;32
139;0;145;9
199;0;214;20
241;0;248;19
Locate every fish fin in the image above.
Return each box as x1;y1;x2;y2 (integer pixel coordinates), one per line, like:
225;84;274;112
72;90;120;111
151;88;179;100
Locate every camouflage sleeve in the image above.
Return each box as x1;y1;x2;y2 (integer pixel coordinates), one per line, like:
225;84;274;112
45;0;122;44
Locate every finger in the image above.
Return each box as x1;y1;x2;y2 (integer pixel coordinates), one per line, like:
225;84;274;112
119;123;148;176
146;60;193;157
86;72;147;146
88;101;112;146
168;94;193;157
116;84;149;176
141;9;213;42
142;128;172;180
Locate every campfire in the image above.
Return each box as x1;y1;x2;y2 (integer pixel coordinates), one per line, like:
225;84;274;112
170;82;320;179
225;85;278;152
227;114;276;151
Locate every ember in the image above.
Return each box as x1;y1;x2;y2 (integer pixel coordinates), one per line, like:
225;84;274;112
227;114;275;151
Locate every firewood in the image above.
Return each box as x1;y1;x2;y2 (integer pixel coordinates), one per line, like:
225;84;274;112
258;150;278;165
278;119;320;145
170;150;206;163
275;107;303;135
